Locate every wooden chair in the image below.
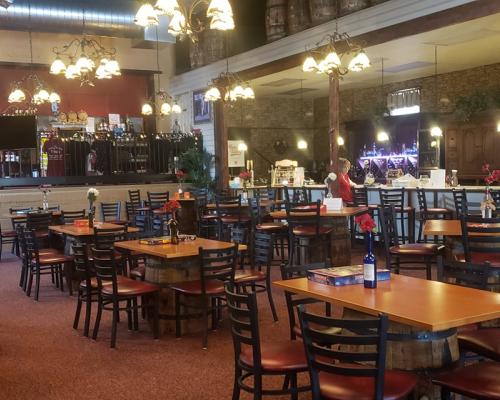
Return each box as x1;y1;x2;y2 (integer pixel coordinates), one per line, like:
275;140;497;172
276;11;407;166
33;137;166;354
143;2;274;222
170;244;238;349
91;247;160;348
379;187;415;243
234;232;278;322
286;200;333;266
379;205;444;280
24;229;73;301
225;284;310;400
298;307;418;400
415;187;453;243
280;261;334;340
215;195;250;241
100;202;127;225
61;209;86;224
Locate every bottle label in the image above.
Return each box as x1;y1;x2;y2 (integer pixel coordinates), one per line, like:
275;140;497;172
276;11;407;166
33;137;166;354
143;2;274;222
364;263;375;281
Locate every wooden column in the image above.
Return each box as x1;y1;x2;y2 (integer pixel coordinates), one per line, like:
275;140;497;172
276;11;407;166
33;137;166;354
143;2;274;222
329;74;340;195
214;101;229;191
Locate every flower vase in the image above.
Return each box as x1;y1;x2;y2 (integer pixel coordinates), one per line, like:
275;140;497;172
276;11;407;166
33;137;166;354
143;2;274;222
363;232;377;288
482;186;493;219
88;203;94;228
42;193;49;211
178;182;183;195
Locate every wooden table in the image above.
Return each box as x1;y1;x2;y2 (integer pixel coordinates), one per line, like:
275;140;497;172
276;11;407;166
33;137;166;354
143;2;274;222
270;206;368;266
115;237;245;334
274;274;500;398
423;219;500;237
49;222;139;238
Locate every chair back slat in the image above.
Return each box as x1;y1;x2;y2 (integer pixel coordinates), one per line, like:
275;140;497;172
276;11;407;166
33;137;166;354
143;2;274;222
61;209;86;224
147;191;169;209
379;188;405;209
94;225;128;250
438;258;490;290
38;205;60;212
416;187;428;212
453;189;468;217
230;226;248;246
215;195;242;217
248;197;261;226
101;202;121;222
10;207;32;214
253;232;274;266
299;307;388;400
23;229;40;264
352;186;369;207
286;200;322;236
199;245;238;292
128;190;142;210
91;247;118;294
27;212;52;231
72;243;93;288
461;215;500;259
378;205;400;249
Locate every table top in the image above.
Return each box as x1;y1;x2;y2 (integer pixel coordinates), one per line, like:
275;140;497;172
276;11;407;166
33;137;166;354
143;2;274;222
114;237;245;259
270;206;368;219
423;219;500;237
49;223;139;237
273;275;500;331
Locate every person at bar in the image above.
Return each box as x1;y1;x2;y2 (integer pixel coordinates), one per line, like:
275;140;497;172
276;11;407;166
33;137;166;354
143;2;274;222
339;157;355;204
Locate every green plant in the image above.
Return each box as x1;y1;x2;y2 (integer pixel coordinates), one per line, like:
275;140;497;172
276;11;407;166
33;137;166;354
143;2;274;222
454;90;492;121
179;147;215;190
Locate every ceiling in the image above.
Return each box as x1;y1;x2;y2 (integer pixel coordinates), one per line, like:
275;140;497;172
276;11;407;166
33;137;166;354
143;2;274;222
250;12;500;98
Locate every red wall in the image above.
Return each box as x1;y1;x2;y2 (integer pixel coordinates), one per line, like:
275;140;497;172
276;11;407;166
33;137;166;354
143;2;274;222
0;65;151;117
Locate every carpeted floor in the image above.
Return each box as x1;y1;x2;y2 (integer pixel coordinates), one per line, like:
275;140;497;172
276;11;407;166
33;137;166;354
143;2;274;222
0;247;430;400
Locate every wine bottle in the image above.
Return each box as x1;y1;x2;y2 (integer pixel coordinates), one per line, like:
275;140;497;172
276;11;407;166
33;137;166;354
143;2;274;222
363;232;377;288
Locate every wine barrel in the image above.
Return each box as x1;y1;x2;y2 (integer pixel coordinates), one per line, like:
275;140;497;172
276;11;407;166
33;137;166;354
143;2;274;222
266;0;287;42
309;0;337;26
189;40;204;69
287;0;310;35
202;29;226;65
339;0;369;16
343;309;459;399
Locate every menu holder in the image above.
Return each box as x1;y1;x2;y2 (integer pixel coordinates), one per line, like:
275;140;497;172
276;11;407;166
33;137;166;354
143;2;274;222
323;198;343;211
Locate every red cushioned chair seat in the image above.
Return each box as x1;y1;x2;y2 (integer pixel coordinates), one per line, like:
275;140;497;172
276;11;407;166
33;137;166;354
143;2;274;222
390;243;444;256
458;328;500;361
101;277;159;296
432;361;500;400
455;253;500;267
220;216;251;224
292;226;333;236
130;265;145;280
239;341;308;373
1;230;17;238
39;254;73;265
256;222;287;232
394;206;413;213
234;269;266;283
319;368;418;400
80;276;127;289
38;248;62;256
170;279;225;296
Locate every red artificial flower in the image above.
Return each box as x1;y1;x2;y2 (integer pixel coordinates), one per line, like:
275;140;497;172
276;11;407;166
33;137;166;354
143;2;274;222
163;200;181;213
482;163;490;173
239;171;252;181
354;213;377;233
176;170;187;180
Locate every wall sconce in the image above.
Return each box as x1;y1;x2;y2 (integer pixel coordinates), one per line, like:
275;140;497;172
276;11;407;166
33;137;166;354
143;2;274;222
297;139;308;150
430;125;443;137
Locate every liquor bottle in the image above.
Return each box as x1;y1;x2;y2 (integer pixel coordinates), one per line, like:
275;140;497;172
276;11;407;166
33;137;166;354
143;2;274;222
363;232;377;288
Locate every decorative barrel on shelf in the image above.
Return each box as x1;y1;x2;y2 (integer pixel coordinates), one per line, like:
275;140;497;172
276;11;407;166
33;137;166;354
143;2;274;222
266;0;287;42
287;0;310;35
339;0;369;15
309;0;337;26
202;29;226;65
189;40;204;69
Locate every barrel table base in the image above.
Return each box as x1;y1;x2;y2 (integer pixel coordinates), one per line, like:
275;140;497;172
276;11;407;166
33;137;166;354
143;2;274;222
145;256;207;335
343;308;459;400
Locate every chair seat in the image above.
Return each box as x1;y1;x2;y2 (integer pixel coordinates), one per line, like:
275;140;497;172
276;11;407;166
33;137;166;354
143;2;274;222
427;207;453;215
39;253;73;265
390;243;444;256
170;279;225;296
101;277;159;296
393;206;413;213
39;248;63;256
455;253;500;267
256;222;287;232
130;265;145;280
80;275;127;289
432;361;500;400
1;230;17;238
319;368;417;400
239;341;308;373
292;226;334;237
458;328;500;361
234;269;266;283
220;216;251;224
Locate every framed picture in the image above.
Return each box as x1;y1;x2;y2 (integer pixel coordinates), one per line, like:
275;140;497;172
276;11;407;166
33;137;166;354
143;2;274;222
193;89;212;124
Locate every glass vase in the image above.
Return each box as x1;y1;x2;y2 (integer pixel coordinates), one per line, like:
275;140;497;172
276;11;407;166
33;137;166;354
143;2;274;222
363;232;377;288
42;192;49;211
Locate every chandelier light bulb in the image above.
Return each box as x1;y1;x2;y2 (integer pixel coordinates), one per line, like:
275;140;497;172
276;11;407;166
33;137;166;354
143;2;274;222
302;56;318;72
348;50;371;72
141;103;153;116
204;87;221;102
134;3;159;27
242;87;255;99
297;140;308;150
171;103;182;114
337;136;345;146
65;61;81;79
155;0;179;16
377;130;389;142
105;58;121;76
76;54;94;73
323;51;341;70
160;102;172;115
207;0;233;17
35;89;50;102
50;57;66;75
49;92;61;103
430;125;443;137
8;88;26;103
168;10;188;36
232;85;245;99
95;61;111;79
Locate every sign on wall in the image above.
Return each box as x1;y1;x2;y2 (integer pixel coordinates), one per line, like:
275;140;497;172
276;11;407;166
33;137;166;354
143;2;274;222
228;140;245;167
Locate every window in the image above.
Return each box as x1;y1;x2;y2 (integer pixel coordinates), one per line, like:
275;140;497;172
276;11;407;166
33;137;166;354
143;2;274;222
387;88;420;116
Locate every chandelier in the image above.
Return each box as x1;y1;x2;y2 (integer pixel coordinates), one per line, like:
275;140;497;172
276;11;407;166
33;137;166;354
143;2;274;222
50;37;121;86
302;32;370;77
135;0;234;41
6;30;61;112
204;67;255;103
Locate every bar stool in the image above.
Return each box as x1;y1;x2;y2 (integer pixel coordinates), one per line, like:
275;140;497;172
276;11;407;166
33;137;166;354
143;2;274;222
379;187;415;243
286;200;333;266
416;187;453;243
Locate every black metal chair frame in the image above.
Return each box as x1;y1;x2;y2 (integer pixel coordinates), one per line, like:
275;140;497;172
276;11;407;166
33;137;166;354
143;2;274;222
100;202;123;224
61;209;86;224
379;187;415;243
215;194;248;241
146;191;170;210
